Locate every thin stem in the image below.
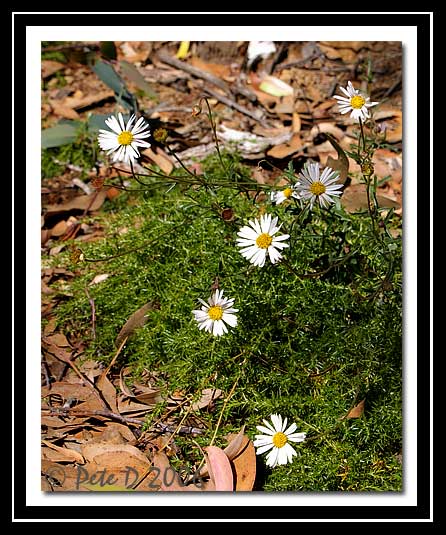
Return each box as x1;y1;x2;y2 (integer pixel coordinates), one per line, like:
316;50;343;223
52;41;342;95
359;118;366;154
200;96;228;174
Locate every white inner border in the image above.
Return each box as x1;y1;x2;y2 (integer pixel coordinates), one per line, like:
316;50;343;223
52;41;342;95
19;19;428;519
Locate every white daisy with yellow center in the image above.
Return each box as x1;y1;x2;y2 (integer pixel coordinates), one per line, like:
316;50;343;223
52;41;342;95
236;214;289;268
253;414;306;468
192;289;238;337
271;184;300;205
296;162;343;209
98;112;151;164
333;80;379;122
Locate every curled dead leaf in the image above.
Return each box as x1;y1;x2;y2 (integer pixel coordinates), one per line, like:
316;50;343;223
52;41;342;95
323;133;350;184
115;301;159;348
227;434;256;491
42;440;85;464
346;399;365;419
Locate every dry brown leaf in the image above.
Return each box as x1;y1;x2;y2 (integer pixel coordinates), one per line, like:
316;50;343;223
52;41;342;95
311;122;345;141
96;375;118;413
41;415;70;429
341;184;400;213
292;111;301;133
189;57;232;79
42;60;65;79
117;397;153;415
44;333;71;348
132;386;163;406
224;426;247;460
62;89;114;110
346;399;365;419
84;422;134;444
82;442;149;469
267;134;303;159
49;100;80;120
115;301;159;348
73;393;107;414
80;442;150;490
79;360;103;383
42;381;93;402
373;109;402;143
41;460;82;491
227;434;256;491
142;147;174;175
42;440;85;464
191;388;222;411
320;41;369;52
43;317;57;336
45;190;107;219
319;43;356;62
49;220;68;237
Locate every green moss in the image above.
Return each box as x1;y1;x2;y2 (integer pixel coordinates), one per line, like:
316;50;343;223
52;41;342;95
43;146;403;491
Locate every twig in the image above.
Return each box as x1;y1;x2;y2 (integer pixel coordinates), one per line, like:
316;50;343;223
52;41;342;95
157;51;231;94
156;51;258;103
84;288;96;340
45;406;144;426
203;86;266;124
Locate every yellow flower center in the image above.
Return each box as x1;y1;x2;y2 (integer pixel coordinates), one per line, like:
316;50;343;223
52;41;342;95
256;233;273;249
350;95;365;109
283;187;293;199
310;181;326;196
208;305;223;321
117;131;134;145
272;432;288;448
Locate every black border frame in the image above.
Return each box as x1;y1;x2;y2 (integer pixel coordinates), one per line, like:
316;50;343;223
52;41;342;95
14;10;432;523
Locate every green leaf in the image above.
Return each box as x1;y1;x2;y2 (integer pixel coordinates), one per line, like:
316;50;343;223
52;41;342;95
92;60;136;112
41;122;79;148
92;59;126;95
119;61;158;101
87;113;111;134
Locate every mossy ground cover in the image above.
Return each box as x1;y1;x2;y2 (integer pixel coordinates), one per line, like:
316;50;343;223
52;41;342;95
42;145;403;492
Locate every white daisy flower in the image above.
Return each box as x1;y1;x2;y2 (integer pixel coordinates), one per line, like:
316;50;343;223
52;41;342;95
98;112;151;164
271;184;300;205
236;214;289;268
253;414;306;468
296;162;343;209
192;289;238;337
333;80;379;122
